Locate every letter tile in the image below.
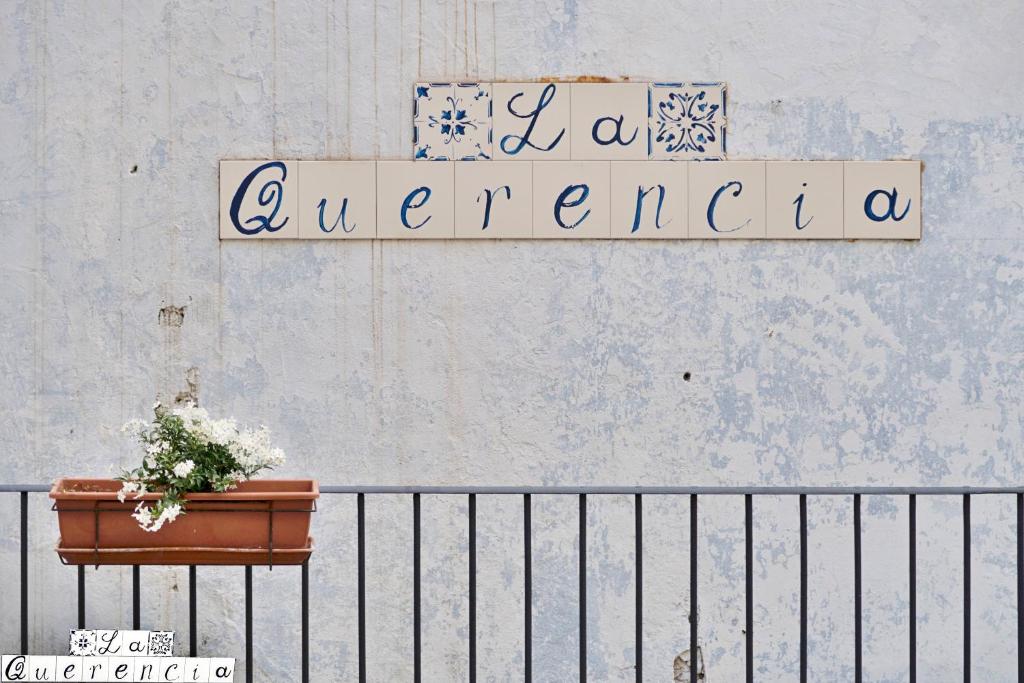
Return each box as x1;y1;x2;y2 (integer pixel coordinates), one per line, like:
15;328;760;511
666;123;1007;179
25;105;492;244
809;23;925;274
413;82;492;160
609;161;688;238
54;657;81;682
649;83;727;160
158;658;185;682
844;161;921;239
182;659;208;683
208;659;234;682
454;161;532;238
123;631;150;656
492;83;571;160
219;160;298;239
298;161;377;239
688;161;766;239
95;631;123;657
570;83;647;160
376;161;455;239
81;657;107;682
532;162;610;238
108;658;133;681
766;161;844;239
133;657;159;682
28;656;55;682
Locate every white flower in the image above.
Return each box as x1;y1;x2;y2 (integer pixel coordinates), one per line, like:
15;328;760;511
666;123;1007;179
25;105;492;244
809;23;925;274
120;419;148;437
117;481;139;503
173;460;195;478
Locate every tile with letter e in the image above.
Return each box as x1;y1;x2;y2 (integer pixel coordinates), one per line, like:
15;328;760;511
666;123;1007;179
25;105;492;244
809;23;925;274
297;161;376;239
413;82;492;160
688;161;766;239
454;161;533;238
376;161;455;239
844;161;921;239
766;161;844;239
649;83;727;160
610;161;688;238
219;160;298;239
570;83;647;160
55;656;82;681
492;83;571;160
532;162;610;238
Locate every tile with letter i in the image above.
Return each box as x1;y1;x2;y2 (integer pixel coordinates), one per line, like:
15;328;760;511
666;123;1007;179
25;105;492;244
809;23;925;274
298;161;377;239
844;161;921;239
454;161;533;238
376;161;455;239
413;82;493;160
610;161;688;238
766;161;844;239
570;83;648;160
649;83;727;160
532;162;611;238
688;161;766;239
492;83;571;160
219;160;298;239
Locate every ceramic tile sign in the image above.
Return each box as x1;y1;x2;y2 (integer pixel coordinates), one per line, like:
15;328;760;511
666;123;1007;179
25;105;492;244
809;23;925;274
413;83;492;160
1;655;234;681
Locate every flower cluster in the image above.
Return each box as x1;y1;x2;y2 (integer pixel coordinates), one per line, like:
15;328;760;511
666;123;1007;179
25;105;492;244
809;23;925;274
118;402;286;531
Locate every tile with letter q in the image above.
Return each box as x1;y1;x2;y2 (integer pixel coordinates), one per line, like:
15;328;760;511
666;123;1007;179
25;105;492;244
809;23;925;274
297;161;377;239
376;161;455;239
648;82;727;160
413;82;492;161
55;656;83;682
570;83;647;160
491;82;571;160
843;160;921;239
609;161;688;238
766;161;844;239
688;161;766;239
219;160;299;239
454;161;533;238
532;161;611;238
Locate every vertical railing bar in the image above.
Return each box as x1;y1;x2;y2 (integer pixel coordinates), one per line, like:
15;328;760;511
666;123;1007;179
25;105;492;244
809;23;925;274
800;494;808;683
245;565;253;683
414;492;421;683
909;495;916;683
635;493;643;683
964;494;971;683
854;494;862;683
690;493;698;683
20;491;28;654
745;494;753;683
77;565;86;629
189;566;197;657
579;493;587;683
132;565;141;630
525;493;532;683
357;493;366;683
469;493;477;683
302;561;309;683
1018;493;1022;683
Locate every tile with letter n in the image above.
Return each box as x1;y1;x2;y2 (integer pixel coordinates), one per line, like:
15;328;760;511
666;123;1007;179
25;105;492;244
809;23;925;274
688;161;766;239
570;82;648;160
413;82;492;160
298;161;377;239
454;161;533;238
532;161;610;238
844;160;921;239
649;82;727;160
492;82;571;160
766;161;844;239
219;160;298;239
610;161;688;239
376;161;455;239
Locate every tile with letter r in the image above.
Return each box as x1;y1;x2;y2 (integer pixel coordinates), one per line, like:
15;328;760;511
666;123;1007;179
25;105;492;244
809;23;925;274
219;160;298;239
766;161;844;239
570;82;647;160
844;161;921;239
610;161;688;238
376;161;455;239
454;161;533;238
532;161;610;238
413;82;492;160
649;83;727;160
492;82;571;160
688;161;766;239
298;161;377;238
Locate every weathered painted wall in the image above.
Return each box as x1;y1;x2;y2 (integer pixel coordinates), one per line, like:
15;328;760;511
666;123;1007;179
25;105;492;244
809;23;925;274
1;1;1022;680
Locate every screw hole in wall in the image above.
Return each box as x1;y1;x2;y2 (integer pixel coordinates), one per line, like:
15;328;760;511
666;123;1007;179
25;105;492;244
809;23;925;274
683;372;692;381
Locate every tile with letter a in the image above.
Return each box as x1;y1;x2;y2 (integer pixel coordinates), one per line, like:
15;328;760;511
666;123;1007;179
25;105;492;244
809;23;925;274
492;83;571;160
377;161;455;239
413;82;493;161
766;161;844;239
532;161;610;238
688;161;766;239
649;83;727;160
844;161;921;239
298;161;377;239
610;161;688;238
455;161;533;238
219;160;298;239
570;83;647;160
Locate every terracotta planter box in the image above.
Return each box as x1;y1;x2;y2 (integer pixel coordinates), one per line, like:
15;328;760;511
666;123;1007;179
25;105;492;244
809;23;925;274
50;478;318;566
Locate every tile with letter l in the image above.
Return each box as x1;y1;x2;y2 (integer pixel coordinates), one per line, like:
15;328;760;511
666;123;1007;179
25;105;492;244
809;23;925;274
298;161;377;239
532;161;610;238
688;161;766;239
610;161;688;238
766;161;844;239
844;161;921;239
219;160;298;239
570;83;647;160
492;82;571;160
413;82;492;160
649;82;727;160
376;161;455;239
454;161;533;238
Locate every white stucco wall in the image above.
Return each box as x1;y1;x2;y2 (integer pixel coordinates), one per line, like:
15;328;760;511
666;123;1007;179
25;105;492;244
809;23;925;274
1;1;1022;680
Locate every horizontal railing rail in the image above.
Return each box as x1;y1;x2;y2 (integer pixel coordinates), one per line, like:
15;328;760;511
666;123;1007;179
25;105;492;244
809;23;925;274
3;483;1022;683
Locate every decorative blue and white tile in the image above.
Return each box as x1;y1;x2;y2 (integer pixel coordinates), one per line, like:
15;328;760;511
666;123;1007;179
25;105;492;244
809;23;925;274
648;82;727;160
413;82;492;160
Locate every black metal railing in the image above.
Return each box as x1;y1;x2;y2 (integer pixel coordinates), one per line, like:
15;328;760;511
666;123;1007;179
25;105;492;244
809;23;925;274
3;483;1024;682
